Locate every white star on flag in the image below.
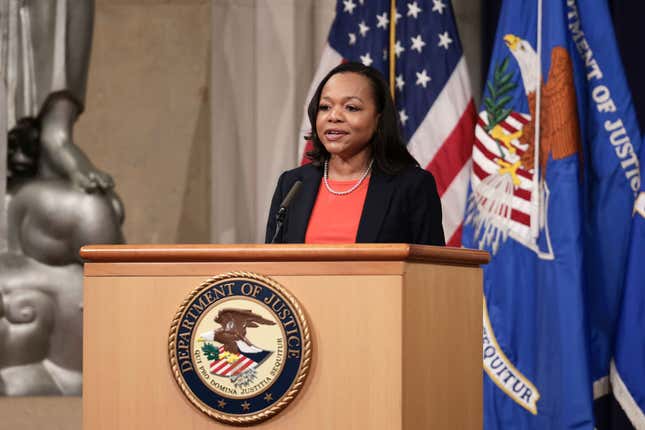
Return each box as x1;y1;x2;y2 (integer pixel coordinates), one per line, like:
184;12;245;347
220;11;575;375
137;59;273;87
358;0;364;4
376;12;389;29
432;0;446;14
360;52;373;66
407;1;422;19
415;69;431;87
343;0;357;14
348;33;357;45
399;109;409;125
382;48;388;60
410;34;426;52
358;21;370;37
394;40;405;57
396;74;405;91
438;31;453;49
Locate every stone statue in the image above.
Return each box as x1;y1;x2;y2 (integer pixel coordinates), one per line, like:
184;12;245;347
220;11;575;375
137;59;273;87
0;0;124;396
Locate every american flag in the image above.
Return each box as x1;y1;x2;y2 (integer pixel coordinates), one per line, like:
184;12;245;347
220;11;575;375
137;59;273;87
209;345;261;377
298;0;476;246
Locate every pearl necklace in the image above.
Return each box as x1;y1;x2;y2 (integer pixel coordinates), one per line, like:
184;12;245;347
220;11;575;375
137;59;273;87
323;159;374;196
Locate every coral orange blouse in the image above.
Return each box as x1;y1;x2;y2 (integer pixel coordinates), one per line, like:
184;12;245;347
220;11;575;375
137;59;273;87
304;177;370;244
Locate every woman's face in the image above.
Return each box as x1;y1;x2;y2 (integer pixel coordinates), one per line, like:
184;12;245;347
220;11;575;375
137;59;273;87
316;72;380;160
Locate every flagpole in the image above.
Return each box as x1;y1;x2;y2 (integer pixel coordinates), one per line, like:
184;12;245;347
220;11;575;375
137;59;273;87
532;0;543;239
389;0;396;100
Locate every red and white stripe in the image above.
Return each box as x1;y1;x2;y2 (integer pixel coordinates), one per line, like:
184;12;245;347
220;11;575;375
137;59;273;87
471;111;533;238
298;45;476;246
407;57;475;246
209;346;258;377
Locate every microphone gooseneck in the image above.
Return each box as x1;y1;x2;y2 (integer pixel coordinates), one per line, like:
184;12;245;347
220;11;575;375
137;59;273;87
270;180;302;244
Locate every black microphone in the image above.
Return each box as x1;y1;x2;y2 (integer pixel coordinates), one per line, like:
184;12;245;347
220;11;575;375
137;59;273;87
270;180;302;243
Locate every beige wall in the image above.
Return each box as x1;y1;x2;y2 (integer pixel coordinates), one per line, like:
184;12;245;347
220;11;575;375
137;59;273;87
77;0;211;245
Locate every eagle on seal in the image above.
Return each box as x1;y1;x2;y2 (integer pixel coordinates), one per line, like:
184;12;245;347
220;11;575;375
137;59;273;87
200;308;275;355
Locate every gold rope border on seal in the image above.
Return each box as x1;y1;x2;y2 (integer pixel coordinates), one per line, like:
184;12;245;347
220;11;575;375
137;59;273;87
168;271;313;425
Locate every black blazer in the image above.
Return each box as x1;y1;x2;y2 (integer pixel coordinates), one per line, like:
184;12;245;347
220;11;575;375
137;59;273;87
265;163;445;246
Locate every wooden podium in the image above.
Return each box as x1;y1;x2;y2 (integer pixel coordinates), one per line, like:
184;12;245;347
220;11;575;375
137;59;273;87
81;244;488;429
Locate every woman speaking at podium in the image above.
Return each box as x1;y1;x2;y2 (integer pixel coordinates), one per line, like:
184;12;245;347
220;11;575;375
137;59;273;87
266;62;445;246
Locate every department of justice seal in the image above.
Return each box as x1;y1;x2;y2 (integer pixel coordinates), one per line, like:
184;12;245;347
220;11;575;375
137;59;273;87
168;272;312;425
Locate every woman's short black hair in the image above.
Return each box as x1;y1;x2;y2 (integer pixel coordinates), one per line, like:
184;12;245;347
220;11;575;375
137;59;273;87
305;62;418;174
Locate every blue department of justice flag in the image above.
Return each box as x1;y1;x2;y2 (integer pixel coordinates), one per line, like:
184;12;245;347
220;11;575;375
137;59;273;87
299;0;476;246
463;0;641;428
611;135;645;429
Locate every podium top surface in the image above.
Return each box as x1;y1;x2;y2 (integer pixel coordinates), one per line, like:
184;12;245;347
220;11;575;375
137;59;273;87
80;244;489;267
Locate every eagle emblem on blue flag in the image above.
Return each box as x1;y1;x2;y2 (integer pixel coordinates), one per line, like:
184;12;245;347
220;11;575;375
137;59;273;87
467;36;581;260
